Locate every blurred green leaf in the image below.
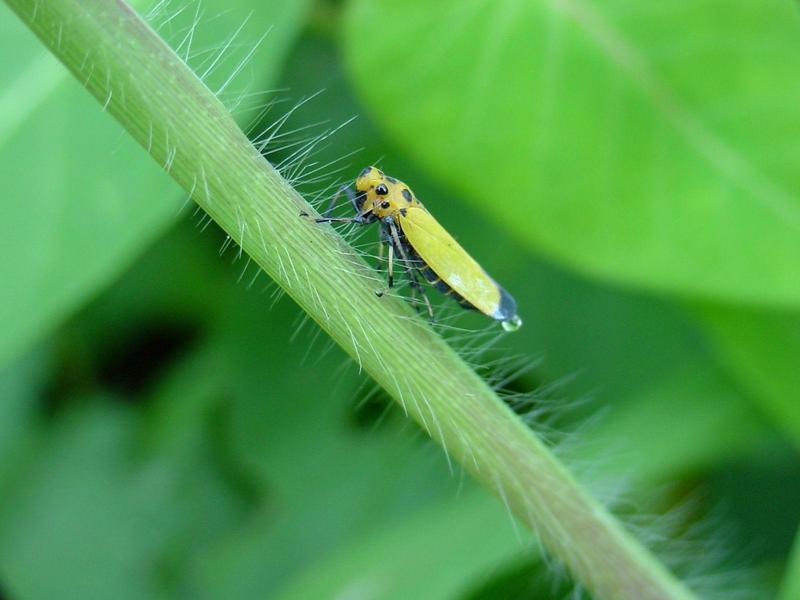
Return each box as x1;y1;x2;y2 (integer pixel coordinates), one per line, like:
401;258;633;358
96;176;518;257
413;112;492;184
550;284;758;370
698;306;800;446
0;394;251;600
343;0;800;307
0;0;311;368
780;527;800;600
276;492;525;600
0;350;47;487
586;364;769;482
0;402;165;600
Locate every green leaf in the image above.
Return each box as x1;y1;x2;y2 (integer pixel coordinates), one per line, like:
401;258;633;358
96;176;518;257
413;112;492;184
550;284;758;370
698;305;800;447
780;527;800;600
275;492;525;600
343;0;800;307
0;403;164;600
0;0;311;368
0;396;252;600
586;364;770;482
0;349;47;486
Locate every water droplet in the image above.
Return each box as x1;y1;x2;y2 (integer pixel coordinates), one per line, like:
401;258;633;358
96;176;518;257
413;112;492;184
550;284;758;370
501;315;522;332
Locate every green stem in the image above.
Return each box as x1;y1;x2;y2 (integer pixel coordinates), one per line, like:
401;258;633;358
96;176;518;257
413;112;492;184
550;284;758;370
5;1;698;598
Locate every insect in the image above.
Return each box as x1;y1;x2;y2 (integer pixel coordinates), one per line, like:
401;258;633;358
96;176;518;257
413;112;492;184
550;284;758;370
313;167;522;331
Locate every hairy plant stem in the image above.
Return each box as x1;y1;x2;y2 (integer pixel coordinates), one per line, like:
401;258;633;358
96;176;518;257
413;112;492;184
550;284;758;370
6;1;698;598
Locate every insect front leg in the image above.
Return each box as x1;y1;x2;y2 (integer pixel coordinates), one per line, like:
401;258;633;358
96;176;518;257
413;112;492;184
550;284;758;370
314;210;374;225
321;184;357;218
312;185;371;224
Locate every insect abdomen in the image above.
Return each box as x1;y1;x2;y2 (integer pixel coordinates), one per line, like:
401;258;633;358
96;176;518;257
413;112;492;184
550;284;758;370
418;263;479;312
392;225;479;312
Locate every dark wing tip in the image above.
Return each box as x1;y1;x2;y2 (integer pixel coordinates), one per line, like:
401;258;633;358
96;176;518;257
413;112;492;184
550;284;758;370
494;287;519;322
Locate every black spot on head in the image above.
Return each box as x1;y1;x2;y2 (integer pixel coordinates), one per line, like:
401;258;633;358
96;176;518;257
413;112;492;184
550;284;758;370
358;167;372;178
385;176;397;183
381;201;390;209
401;188;413;202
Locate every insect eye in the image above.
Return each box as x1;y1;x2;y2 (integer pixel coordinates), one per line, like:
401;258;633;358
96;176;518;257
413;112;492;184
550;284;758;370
375;184;389;196
381;201;391;209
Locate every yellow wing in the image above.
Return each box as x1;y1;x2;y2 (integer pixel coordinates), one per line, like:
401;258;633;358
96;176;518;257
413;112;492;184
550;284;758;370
398;206;513;320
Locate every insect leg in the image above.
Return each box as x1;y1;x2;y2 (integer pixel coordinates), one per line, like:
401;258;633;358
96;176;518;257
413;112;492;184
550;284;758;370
386;243;394;289
397;261;434;320
409;267;435;321
375;242;397;292
314;216;358;223
374;224;392;297
408;275;419;307
387;220;435;321
322;183;357;218
315;206;375;225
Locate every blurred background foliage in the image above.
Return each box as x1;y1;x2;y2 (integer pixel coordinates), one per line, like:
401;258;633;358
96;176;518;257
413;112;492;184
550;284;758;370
1;0;799;598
